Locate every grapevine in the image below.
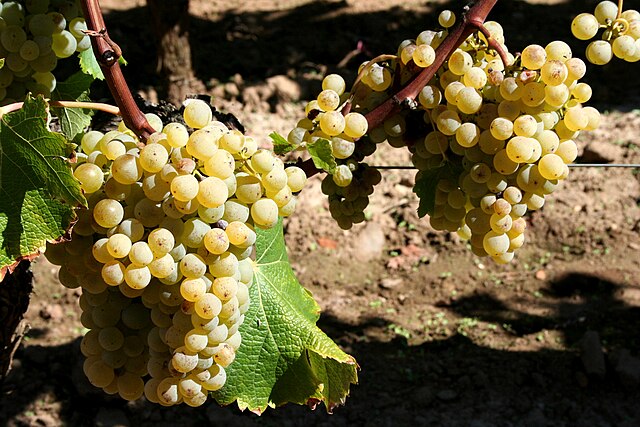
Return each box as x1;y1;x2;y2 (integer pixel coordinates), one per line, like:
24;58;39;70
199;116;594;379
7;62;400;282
0;0;637;417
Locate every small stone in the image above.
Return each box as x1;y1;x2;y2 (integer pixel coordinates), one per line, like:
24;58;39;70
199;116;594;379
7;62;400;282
534;269;547;281
266;75;301;103
352;222;385;262
380;278;402;289
580;330;606;378
436;389;458;401
34;413;58;427
39;304;64;321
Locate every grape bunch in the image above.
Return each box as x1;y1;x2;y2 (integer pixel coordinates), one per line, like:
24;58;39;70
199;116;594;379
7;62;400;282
286;73;380;229
292;10;600;263
571;0;640;64
44;99;306;405
0;0;91;104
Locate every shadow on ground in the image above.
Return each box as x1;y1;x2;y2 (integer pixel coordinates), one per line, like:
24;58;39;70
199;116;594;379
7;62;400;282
2;272;639;427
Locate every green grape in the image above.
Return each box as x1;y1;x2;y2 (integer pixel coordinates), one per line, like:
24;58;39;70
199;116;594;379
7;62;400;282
106;233;132;258
251;198;279;228
343;112;368;138
51;29;76;57
183;99;212;129
521;44;546;70
74;162;104;194
438;10;456;28
170;174;199;202
317;89;340;111
462;67;487;89
564;107;588;131
139;143;169;173
222;199;249;223
594;1;618;24
490;117;513;140
544;84;570;107
545;40;572;62
204;149;235;179
521;82;545;107
448;49;472;75
322;73;346;95
197;177;228;208
319;111;346;136
540;60;568;86
219;132;244;154
612;35;636;60
413;43;436;67
180;278;207;302
571;13;599;40
499;77;523;101
586;40;613;65
419;85;442;109
456;87;483;114
129;241;154;266
93;199;124;229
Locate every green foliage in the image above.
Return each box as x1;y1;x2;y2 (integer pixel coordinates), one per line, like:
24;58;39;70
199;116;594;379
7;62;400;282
212;220;358;413
307;138;337;174
0;96;84;277
51;72;95;141
79;49;104;80
269;132;297;155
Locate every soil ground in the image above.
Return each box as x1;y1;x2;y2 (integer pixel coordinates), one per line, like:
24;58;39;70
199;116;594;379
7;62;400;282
2;0;640;426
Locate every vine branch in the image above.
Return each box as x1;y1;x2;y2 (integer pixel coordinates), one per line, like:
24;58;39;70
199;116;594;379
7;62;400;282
0;100;120;118
80;0;155;142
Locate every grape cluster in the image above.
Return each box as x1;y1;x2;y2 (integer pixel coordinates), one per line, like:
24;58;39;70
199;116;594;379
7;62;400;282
286;73;378;229
0;0;90;105
45;100;306;405
294;10;600;262
572;0;640;64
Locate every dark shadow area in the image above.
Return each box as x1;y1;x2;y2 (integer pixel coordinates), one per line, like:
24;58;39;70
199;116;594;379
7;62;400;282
101;0;640;110
450;272;640;352
2;271;640;426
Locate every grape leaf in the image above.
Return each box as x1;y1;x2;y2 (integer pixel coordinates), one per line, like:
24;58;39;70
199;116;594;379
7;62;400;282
79;49;127;80
0;96;84;278
307;138;337;174
212;220;358;413
79;49;104;80
51;71;94;141
413;161;462;217
269;132;297;155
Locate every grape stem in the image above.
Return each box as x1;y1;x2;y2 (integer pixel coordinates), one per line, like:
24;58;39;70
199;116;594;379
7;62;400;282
0;100;121;118
80;0;156;141
297;0;500;177
617;0;624;20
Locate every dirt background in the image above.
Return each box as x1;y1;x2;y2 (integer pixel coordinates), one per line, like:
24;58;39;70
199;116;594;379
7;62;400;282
2;0;640;426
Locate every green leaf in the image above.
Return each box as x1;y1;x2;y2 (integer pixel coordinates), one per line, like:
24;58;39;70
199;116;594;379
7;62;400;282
51;71;94;141
79;49;104;80
307;138;337;174
413;161;462;218
212;220;358;413
0;96;84;277
79;49;127;80
269;132;297;155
